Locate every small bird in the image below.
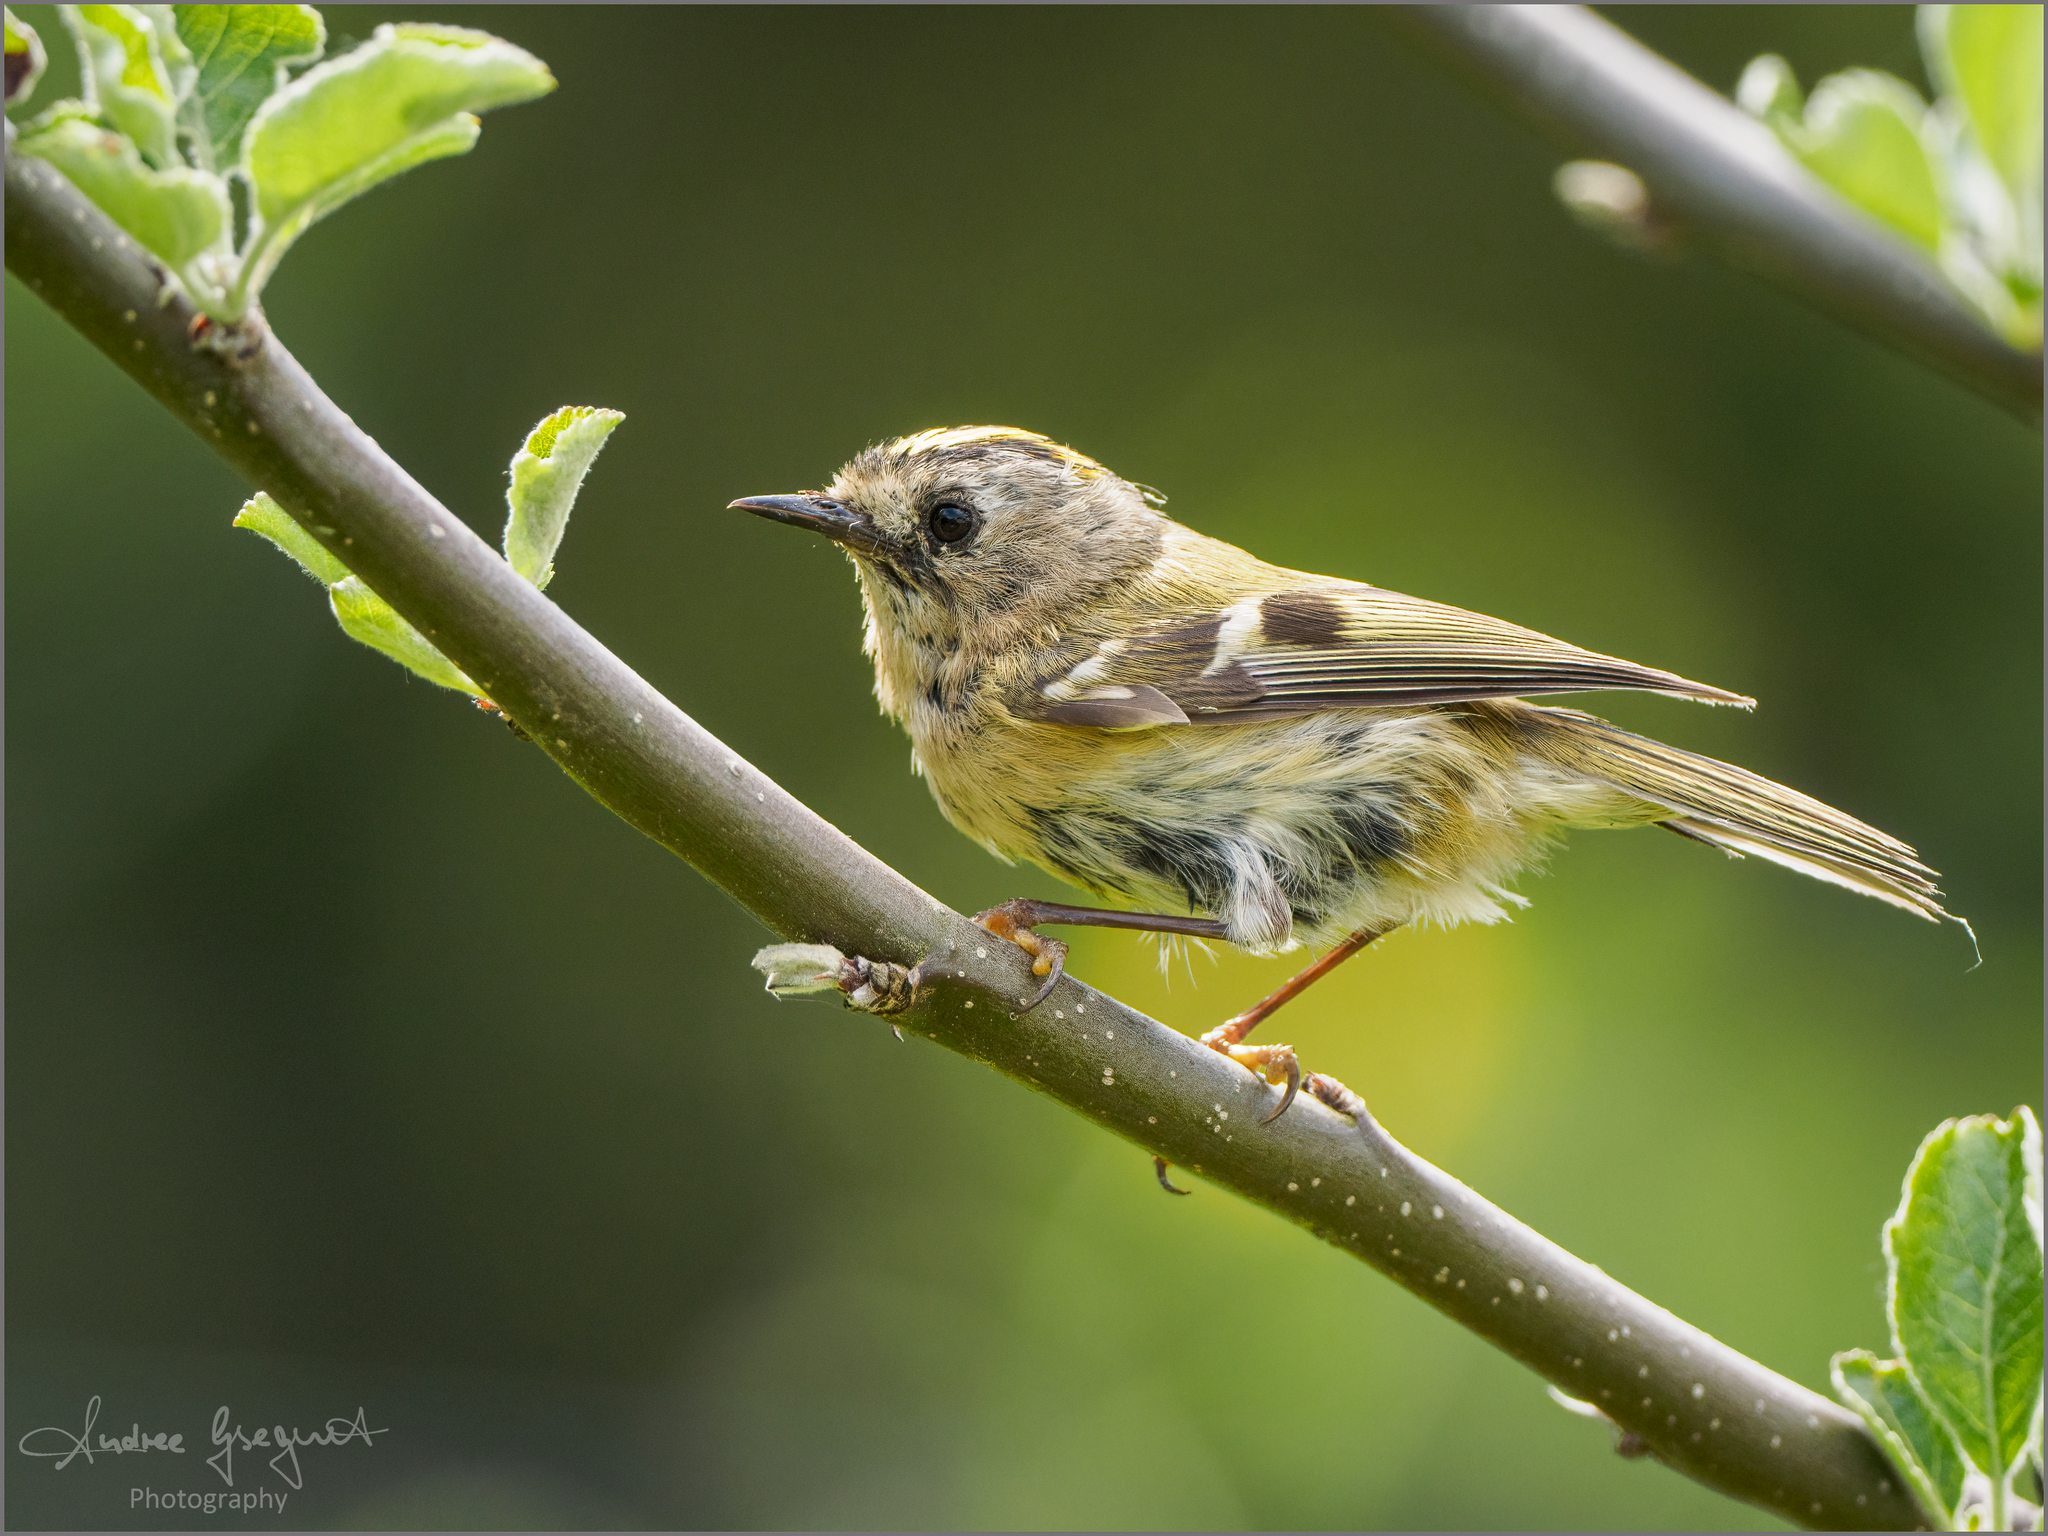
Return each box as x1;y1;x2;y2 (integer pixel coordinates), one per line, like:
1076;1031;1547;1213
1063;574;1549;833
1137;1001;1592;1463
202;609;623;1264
733;427;1954;1121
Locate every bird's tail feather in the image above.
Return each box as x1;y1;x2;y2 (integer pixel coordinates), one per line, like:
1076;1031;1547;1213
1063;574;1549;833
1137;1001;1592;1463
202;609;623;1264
1523;706;1949;922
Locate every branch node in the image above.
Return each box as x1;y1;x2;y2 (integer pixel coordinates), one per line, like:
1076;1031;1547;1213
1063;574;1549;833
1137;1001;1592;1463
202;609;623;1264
1308;1070;1377;1130
750;942;921;1015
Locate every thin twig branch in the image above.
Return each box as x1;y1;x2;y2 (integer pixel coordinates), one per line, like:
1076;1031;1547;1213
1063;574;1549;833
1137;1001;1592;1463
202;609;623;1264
5;143;1924;1531
1387;4;2043;422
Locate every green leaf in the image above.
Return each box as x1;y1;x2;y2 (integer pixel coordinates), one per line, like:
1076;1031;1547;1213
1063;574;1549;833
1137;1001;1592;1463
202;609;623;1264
503;406;623;590
236;493;481;696
15;111;229;282
1886;1107;2046;1493
1789;68;1946;251
328;577;481;696
232;21;552;313
1736;53;1804;132
1832;1348;1969;1524
235;111;476;312
7;7;49;107
137;5;195;110
232;491;350;585
1920;4;2045;201
169;4;323;172
59;3;180;167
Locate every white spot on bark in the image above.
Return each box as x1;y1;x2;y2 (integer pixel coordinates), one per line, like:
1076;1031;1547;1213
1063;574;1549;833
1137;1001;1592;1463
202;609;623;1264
1508;1279;1524;1296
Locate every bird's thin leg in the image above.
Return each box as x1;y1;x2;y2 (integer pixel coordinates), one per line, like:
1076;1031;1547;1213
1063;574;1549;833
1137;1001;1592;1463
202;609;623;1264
1199;925;1392;1124
972;898;1229;1010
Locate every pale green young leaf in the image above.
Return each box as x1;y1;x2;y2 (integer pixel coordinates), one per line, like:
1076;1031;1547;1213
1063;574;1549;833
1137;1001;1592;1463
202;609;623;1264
232;491;350;585
1886;1107;2046;1490
15;112;228;280
7;7;49;107
328;577;481;696
136;6;194;108
503;406;623;590
1736;53;1804;133
60;3;180;167
169;3;323;172
1789;69;1946;251
1832;1348;1968;1524
1920;4;2045;200
234;111;475;312
232;21;551;314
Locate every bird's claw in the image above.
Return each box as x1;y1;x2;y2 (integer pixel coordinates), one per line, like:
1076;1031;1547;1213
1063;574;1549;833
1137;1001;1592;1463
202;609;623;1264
1197;1035;1302;1123
972;900;1068;1013
1153;1156;1190;1195
1259;1050;1302;1123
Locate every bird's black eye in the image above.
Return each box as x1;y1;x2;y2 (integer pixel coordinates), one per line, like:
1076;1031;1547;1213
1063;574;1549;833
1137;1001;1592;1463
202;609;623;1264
928;504;977;545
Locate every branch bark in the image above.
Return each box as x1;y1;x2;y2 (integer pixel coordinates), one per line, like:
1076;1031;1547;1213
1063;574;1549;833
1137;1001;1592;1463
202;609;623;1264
6;142;1926;1531
1387;4;2043;423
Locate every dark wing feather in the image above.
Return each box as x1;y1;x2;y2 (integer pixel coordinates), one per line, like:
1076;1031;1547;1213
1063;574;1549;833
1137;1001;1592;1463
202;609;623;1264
1017;584;1752;727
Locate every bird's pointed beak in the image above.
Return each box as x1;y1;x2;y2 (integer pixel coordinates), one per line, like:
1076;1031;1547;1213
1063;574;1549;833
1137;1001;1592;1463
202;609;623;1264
728;493;887;556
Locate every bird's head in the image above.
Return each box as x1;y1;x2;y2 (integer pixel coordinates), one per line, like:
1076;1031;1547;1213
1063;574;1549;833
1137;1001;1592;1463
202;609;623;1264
730;426;1168;649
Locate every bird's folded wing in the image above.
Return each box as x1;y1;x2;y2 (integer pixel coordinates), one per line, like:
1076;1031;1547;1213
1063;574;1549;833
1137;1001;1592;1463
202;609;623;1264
1019;584;1753;726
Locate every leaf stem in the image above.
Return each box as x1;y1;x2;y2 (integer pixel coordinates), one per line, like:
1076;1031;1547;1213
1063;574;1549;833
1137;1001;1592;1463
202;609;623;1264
6;138;1928;1532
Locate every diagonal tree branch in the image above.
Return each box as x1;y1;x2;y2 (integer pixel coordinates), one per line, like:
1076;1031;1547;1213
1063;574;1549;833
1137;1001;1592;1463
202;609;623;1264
6;141;1925;1531
1387;4;2043;423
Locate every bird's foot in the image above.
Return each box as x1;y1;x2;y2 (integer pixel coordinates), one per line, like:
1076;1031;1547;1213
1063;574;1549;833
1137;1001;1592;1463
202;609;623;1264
1198;1025;1301;1123
971;899;1068;1011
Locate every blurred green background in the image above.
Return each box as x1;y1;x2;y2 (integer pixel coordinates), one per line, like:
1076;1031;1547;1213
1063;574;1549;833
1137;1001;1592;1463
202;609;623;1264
6;5;2040;1529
